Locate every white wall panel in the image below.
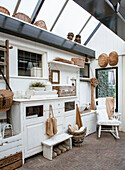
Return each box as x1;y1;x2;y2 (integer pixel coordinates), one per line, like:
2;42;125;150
86;23;125;131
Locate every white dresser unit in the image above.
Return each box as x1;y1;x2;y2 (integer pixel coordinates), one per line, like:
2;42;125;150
10;97;77;161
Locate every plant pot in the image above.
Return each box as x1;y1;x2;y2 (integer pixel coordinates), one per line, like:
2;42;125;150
30;87;45;91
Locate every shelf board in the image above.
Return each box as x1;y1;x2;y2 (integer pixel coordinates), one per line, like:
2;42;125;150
80;77;90;82
48;61;83;68
0;13;95;58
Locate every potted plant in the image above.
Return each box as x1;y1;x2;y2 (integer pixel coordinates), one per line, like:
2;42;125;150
30;82;45;91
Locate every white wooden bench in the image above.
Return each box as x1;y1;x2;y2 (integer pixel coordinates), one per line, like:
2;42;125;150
42;133;73;160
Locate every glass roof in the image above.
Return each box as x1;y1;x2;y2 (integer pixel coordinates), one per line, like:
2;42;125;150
0;0;101;46
0;0;18;15
17;0;39;17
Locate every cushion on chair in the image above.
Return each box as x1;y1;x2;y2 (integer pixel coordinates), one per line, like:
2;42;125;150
97;119;121;126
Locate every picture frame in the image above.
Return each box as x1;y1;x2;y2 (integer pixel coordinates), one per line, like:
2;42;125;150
51;70;60;84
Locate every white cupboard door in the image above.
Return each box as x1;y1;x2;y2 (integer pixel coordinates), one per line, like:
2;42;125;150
24;123;44;157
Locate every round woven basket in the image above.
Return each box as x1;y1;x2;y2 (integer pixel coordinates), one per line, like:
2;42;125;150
34;20;47;30
0;6;10;15
98;53;108;67
68;126;87;146
12;13;31;23
0;90;14;112
109;51;118;66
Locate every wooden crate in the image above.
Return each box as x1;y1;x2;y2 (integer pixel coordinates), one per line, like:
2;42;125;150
71;58;85;67
0;152;22;169
53;86;76;97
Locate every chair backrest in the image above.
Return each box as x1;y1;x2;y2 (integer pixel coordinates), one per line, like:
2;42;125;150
96;98;109;122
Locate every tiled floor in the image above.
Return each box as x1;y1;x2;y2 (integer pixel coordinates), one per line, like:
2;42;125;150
19;132;125;170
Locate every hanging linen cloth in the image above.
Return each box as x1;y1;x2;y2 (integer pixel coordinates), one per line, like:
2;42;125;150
76;104;83;128
106;97;115;119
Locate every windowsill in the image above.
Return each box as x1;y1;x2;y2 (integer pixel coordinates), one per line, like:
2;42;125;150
9;76;48;80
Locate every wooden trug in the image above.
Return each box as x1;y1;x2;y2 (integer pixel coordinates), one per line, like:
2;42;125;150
0;152;22;169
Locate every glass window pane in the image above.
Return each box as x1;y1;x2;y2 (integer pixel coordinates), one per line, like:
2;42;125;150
17;0;39;17
0;0;18;15
52;0;91;39
36;0;66;30
18;49;42;77
81;16;99;44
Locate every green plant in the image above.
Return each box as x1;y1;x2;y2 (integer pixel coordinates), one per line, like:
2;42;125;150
30;82;45;87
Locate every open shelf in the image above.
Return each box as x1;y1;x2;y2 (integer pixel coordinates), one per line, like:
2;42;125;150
48;61;82;68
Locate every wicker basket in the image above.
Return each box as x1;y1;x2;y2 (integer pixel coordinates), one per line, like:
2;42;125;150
71;58;85;67
109;51;118;66
68;126;87;146
54;57;74;64
34;20;47;30
12;13;31;23
0;6;10;15
0;90;14;112
98;53;108;67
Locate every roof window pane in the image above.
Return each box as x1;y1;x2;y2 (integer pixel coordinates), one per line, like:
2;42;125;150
17;0;39;17
80;16;99;44
0;0;18;15
36;0;66;30
52;0;91;39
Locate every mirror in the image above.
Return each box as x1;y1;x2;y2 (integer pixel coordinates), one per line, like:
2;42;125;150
96;67;118;112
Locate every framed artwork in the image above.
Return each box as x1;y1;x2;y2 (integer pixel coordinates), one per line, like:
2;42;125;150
51;70;60;84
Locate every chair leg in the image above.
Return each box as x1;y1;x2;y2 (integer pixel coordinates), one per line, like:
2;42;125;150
98;125;101;138
115;126;120;139
111;126;120;139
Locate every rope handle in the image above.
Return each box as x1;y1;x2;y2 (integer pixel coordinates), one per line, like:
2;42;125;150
49;104;54;118
0;69;12;91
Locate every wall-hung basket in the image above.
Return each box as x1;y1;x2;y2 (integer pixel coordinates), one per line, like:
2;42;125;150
12;13;31;23
0;69;14;112
34;20;47;30
109;51;118;66
98;53;108;67
0;6;10;15
0;90;14;112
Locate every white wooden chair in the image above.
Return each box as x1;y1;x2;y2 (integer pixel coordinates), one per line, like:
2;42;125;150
96;98;121;139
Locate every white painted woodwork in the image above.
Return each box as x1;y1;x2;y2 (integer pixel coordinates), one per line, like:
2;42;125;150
11;97;77;161
81;111;96;135
122;56;125;131
42;133;73;160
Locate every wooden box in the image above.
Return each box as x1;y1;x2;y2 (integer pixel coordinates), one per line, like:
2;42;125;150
53;86;76;97
0;152;22;169
71;58;85;67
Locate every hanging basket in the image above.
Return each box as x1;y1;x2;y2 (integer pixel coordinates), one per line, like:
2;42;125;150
34;20;47;30
109;51;118;66
98;53;108;67
0;90;14;112
12;13;31;23
0;6;10;15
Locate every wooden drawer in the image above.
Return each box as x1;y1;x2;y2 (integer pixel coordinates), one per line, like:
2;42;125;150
44;102;63;111
0;134;22;159
0;152;22;169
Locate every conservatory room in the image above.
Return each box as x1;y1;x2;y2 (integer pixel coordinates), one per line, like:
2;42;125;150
0;0;125;169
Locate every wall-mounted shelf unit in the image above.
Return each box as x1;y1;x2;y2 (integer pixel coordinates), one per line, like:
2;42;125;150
48;61;81;68
0;13;95;59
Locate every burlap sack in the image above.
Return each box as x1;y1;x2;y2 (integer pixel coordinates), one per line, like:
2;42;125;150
46;113;54;137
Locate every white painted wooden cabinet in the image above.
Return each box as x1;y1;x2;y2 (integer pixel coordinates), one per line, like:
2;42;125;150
81;111;96;136
10;97;77;161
